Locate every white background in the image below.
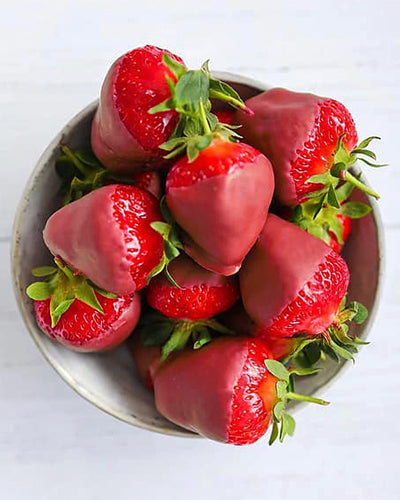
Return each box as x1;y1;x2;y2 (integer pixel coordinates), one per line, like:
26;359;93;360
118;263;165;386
1;1;399;499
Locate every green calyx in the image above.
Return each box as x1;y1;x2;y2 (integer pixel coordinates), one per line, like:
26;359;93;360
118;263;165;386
26;258;116;327
265;359;329;445
56;145;142;205
292;180;372;245
304;136;386;212
282;298;369;368
149;55;250;162
147;196;184;287
139;311;234;361
56;145;110;205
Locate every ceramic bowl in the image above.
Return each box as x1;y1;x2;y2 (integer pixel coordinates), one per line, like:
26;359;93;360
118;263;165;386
11;73;384;438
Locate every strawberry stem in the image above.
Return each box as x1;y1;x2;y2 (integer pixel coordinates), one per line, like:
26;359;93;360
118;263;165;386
341;170;380;200
208;89;253;115
285;392;329;405
198;99;211;135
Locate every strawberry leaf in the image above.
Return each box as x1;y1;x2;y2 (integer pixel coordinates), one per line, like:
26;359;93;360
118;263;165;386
265;359;290;382
51;299;74;327
348;301;368;324
268;420;279;446
31;266;57;278
340;202;371;219
26;282;52;301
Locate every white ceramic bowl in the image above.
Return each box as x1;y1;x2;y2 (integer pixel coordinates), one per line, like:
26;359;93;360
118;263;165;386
11;73;384;437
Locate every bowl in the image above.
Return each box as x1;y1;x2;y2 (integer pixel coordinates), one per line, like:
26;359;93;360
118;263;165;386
11;73;384;438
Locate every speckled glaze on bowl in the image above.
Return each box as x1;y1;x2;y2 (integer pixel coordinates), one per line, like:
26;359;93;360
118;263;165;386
11;73;384;438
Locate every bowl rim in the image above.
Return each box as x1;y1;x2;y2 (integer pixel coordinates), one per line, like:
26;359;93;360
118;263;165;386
11;71;385;438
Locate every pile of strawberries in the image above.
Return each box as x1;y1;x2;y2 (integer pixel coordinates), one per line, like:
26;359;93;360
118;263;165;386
27;45;385;446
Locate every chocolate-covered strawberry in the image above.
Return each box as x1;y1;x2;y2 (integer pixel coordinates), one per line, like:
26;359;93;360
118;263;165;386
142;255;239;359
91;45;185;174
26;259;140;352
153;337;328;445
43;184;163;295
236;88;384;207
240;215;368;362
166;140;274;275
130;334;161;390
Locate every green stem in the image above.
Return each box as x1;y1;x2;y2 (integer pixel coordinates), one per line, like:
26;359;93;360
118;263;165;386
61;145;90;177
209;89;250;113
198;99;211;135
286;392;329;406
342;170;380;200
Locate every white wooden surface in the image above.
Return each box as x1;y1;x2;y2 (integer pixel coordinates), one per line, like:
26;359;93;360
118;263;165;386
1;1;399;499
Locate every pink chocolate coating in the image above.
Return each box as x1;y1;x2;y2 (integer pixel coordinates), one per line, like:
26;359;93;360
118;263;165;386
235;88;324;206
166;154;274;275
91;56;163;175
240;214;331;328
130;334;161;390
167;254;235;288
153;337;249;441
43;185;134;295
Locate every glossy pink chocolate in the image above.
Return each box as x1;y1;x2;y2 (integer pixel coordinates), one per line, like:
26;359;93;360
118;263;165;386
235;88;324;206
43;185;134;295
130;335;161;390
166;254;235;288
166;154;274;275
153;337;249;441
240;214;331;327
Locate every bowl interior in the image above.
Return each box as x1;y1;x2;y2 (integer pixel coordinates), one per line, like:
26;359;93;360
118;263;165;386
11;75;383;437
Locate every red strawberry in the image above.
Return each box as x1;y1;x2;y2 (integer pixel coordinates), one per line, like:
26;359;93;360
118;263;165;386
142;255;239;360
91;45;185;174
235;88;382;207
43;184;163;295
130;334;161;390
329;213;351;253
131;171;161;199
153;337;328;445
26;260;141;352
165;139;274;275
146;255;239;321
240;214;368;362
214;109;234;125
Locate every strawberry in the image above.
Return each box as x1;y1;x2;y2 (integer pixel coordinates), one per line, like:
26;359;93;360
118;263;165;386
236;88;384;205
131;171;161;199
56;145;161;205
165;139;274;275
43;184;163;295
329;213;351;252
147;255;239;320
91;45;185;174
153;337;328;445
26;259;141;351
142;255;239;360
240;214;368;363
130;334;161;390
